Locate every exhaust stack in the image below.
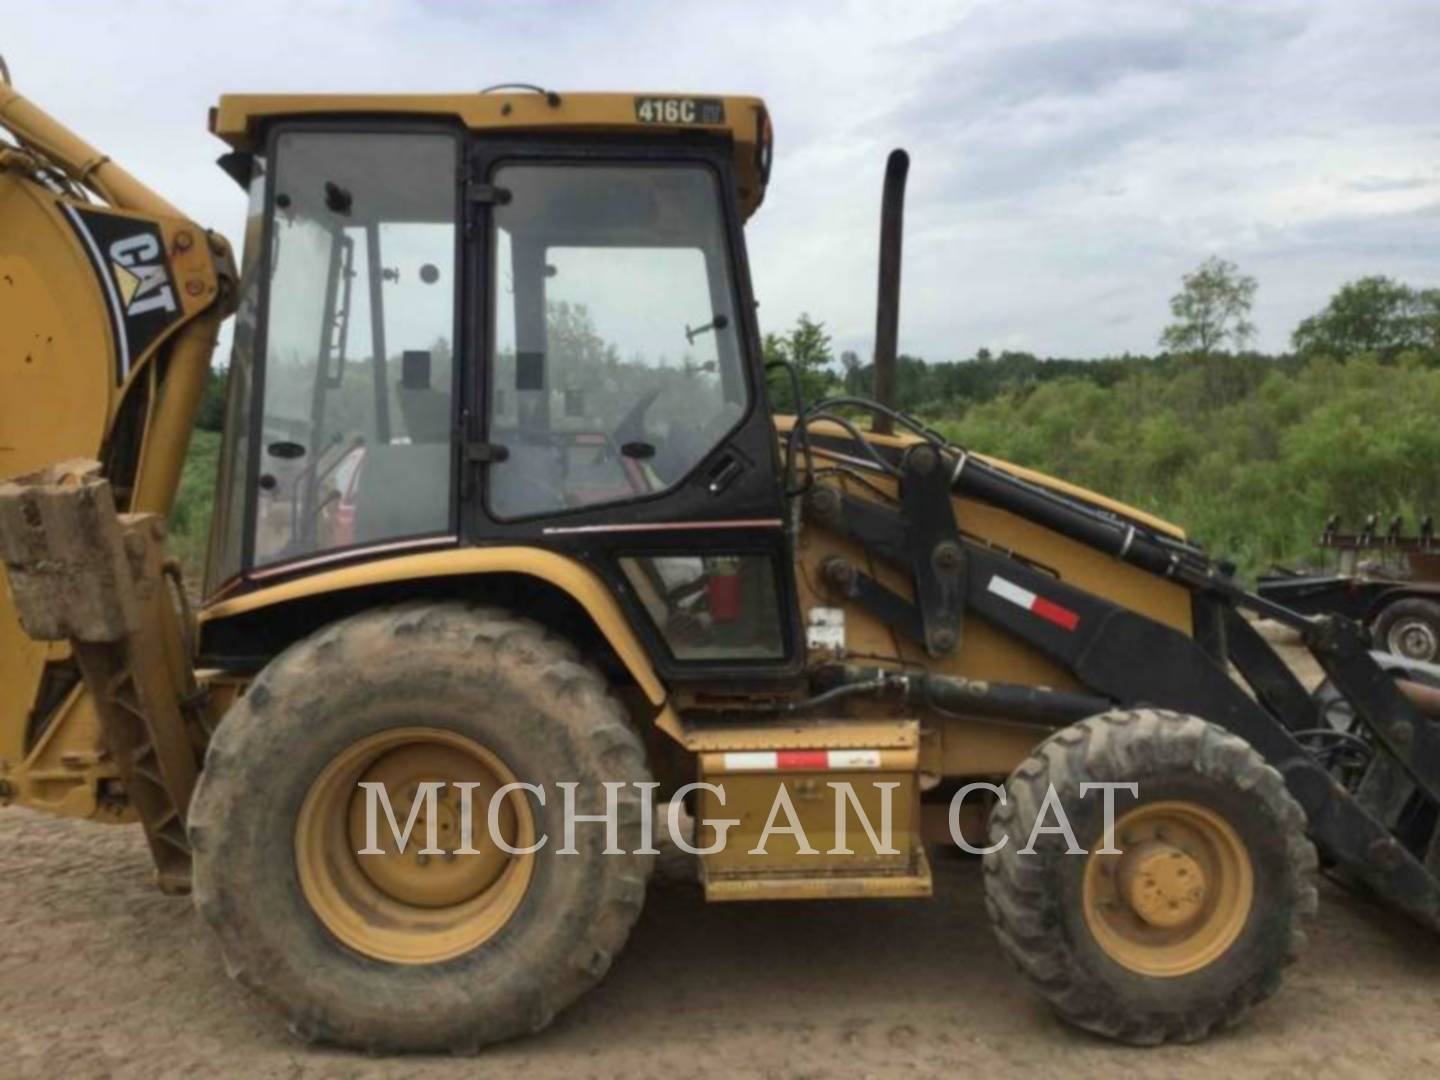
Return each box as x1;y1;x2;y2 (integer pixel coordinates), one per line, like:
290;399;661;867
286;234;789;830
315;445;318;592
872;148;909;435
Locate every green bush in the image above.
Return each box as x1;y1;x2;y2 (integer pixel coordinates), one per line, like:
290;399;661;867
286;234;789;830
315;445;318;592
933;354;1440;580
168;429;220;585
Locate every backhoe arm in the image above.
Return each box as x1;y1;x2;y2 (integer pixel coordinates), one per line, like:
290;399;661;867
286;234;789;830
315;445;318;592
0;62;235;841
1;76;183;217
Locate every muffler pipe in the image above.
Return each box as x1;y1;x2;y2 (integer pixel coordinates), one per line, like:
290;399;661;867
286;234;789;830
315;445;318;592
872;148;909;435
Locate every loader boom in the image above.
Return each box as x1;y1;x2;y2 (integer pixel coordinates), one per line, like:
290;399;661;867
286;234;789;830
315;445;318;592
794;410;1440;928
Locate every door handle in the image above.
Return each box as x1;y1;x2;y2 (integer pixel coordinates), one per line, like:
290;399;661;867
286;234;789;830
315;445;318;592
705;453;744;496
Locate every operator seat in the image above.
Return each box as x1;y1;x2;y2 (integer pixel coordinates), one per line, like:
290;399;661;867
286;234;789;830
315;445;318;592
351;350;452;544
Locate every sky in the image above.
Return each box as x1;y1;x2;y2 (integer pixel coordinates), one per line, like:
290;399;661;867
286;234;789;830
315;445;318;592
6;0;1439;362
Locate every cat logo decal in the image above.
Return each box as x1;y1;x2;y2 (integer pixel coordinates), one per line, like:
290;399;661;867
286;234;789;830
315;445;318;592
61;204;183;383
108;234;178;319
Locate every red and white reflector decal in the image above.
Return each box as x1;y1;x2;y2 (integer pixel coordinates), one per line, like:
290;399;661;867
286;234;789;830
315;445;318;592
987;574;1081;631
721;749;883;771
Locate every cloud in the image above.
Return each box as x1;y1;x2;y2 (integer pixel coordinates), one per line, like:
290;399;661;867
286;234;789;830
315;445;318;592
5;0;1438;362
1345;176;1436;194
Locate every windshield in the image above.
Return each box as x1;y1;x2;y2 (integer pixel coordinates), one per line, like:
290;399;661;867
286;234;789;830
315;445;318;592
249;130;458;567
487;163;748;519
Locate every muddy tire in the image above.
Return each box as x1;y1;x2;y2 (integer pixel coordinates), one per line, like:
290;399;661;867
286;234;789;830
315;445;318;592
1373;598;1440;663
983;708;1318;1045
188;602;653;1053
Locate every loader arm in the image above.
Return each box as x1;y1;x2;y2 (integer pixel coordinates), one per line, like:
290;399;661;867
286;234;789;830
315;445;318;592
0;66;235;840
795;410;1440;930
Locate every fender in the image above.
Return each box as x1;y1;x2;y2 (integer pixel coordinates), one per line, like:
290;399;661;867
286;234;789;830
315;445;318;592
199;546;667;705
1365;583;1440;622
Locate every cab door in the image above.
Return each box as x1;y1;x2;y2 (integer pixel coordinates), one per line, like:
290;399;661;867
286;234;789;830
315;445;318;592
465;140;801;685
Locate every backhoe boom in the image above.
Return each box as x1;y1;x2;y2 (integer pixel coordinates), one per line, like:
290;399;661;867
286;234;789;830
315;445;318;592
0;64;233;824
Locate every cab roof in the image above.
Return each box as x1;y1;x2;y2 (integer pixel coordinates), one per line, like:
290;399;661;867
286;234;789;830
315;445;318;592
211;90;772;218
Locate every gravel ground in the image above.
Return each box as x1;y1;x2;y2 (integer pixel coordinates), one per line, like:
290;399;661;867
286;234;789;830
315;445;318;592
2;634;1438;1078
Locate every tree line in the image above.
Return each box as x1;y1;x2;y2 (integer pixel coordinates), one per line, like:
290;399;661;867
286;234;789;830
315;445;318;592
767;263;1440;415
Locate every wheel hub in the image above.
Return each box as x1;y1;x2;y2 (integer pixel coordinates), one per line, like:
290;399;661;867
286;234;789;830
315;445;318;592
1082;800;1253;977
1116;841;1208;928
1390;618;1438;662
295;726;535;965
346;743;516;909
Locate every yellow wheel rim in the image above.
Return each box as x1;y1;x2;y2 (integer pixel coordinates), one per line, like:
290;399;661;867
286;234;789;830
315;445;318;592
295;726;536;965
1082;800;1253;978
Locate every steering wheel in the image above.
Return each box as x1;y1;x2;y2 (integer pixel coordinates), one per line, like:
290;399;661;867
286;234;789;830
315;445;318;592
612;386;664;452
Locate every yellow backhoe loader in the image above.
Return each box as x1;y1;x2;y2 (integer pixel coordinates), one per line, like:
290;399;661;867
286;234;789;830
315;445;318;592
5;63;1440;1052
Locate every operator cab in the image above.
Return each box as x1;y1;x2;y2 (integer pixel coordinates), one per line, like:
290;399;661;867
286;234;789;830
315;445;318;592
204;91;797;682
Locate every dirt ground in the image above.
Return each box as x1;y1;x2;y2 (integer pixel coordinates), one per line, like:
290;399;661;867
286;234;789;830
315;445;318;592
3;633;1439;1079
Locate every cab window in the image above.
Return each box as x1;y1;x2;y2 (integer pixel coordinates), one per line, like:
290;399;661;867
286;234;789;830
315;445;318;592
486;163;747;519
250;130;458;567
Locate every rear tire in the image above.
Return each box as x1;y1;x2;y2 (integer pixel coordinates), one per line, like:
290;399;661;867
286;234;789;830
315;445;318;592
1373;597;1440;663
188;602;653;1053
984;709;1317;1045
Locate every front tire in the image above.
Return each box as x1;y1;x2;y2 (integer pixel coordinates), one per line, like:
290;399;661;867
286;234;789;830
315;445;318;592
984;709;1317;1045
188;602;653;1053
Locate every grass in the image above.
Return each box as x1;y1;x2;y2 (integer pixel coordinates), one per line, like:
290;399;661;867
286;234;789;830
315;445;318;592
169;429;220;586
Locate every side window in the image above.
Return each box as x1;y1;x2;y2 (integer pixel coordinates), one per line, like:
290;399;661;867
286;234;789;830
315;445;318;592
486;164;747;519
251;132;458;567
618;554;785;661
